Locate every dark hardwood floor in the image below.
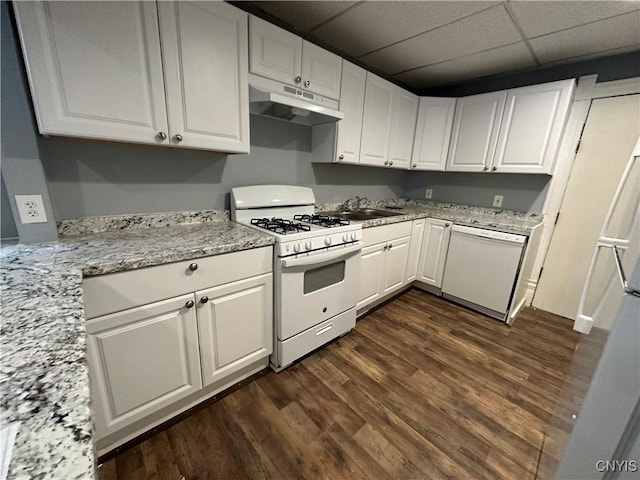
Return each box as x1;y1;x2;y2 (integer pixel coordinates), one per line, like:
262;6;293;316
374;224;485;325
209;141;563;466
98;288;593;480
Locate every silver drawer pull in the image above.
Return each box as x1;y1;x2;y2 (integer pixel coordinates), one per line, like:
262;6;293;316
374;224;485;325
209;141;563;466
316;324;333;336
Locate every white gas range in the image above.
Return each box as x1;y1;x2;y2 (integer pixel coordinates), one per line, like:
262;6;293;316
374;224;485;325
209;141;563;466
231;185;362;371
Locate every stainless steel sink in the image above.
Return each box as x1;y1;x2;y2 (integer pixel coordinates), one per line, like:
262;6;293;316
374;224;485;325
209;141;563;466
324;208;404;221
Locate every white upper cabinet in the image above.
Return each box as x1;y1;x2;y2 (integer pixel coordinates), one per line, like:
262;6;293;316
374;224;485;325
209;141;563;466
249;16;342;99
493;80;575;174
158;2;250;153
388;89;419;170
447;79;575;174
15;1;250;153
14;1;169;145
446;91;506;172
360;73;395;167
411;97;456;171
336;62;366;164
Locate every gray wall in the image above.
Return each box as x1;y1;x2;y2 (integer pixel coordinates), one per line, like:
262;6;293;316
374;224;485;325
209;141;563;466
1;174;18;239
40;115;406;218
405;171;550;213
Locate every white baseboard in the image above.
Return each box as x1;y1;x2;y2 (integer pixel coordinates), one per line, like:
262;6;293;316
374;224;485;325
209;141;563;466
574;314;593;334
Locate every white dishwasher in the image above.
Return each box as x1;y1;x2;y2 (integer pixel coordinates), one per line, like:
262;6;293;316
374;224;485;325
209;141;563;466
441;224;527;322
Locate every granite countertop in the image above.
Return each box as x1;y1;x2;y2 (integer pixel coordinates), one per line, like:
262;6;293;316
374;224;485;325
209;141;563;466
0;216;274;480
316;199;543;234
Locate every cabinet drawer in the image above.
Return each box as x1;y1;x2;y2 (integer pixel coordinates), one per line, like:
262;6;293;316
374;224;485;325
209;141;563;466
362;221;412;246
83;246;272;318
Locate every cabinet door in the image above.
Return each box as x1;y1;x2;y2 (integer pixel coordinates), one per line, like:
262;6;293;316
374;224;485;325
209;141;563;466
446;91;506;172
87;294;202;437
388;88;419;169
357;243;386;309
417;219;452;288
382;236;411;294
411;97;456;171
406;219;425;283
301;41;342;99
249;16;301;86
360;74;394;167
336;62;366;164
14;1;169;145
158;2;249;153
493;79;575;174
196;274;273;387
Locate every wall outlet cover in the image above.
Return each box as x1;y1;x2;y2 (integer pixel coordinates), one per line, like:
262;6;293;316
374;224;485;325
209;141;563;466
493;195;504;208
15;194;48;224
425;189;433;199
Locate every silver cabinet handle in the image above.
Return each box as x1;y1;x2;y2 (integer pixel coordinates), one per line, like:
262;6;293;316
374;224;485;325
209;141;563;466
613;245;640;296
188;263;198;271
445;223;450;227
185;300;195;309
384;161;389;166
294;76;302;84
200;296;209;304
338;154;344;161
156;131;167;140
492;166;497;171
388;243;392;248
412;164;417;168
173;134;183;143
483;165;489;171
389;161;394;166
304;80;310;88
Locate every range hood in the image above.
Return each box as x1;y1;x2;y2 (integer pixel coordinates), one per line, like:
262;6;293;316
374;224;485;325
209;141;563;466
249;74;344;126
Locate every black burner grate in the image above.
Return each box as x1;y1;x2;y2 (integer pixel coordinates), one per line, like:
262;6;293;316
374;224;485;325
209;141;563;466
294;214;350;228
250;217;311;235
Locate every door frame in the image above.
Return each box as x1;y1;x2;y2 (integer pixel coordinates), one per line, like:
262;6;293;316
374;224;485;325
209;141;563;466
528;76;640;329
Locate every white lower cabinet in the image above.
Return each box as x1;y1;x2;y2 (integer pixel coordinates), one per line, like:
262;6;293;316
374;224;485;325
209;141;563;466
357;221;412;310
84;247;272;450
196;274;272;387
416;219;452;288
406;219;425;283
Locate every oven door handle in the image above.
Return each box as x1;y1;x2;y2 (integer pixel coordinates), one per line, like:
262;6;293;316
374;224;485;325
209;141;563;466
281;243;362;268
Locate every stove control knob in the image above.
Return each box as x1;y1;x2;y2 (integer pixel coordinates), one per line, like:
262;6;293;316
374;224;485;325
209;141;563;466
293;243;301;253
343;233;350;242
350;232;357;241
305;241;313;251
324;237;332;246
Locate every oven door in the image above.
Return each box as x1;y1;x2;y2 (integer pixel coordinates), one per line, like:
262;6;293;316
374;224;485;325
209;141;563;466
277;243;361;340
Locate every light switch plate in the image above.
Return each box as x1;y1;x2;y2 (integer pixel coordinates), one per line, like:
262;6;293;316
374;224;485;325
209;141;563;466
425;189;433;199
15;194;48;224
493;195;503;208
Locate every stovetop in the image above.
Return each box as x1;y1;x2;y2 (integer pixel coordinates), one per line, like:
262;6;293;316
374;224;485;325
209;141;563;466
249;214;351;235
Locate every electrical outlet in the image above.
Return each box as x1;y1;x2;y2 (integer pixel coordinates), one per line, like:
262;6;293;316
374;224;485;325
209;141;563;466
493;195;504;208
425;189;433;200
15;194;48;224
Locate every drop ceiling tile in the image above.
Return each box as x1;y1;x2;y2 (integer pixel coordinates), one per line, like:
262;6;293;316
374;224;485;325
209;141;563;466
251;1;357;31
359;5;522;74
311;1;499;58
394;42;536;88
530;11;640;64
509;0;640;38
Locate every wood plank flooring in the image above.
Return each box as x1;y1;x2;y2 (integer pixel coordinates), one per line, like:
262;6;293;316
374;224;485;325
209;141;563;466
98;288;590;480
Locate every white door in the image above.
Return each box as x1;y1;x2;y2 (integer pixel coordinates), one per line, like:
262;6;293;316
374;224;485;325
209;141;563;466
360;73;394;167
249;16;301;87
446;91;506;172
301;41;342;99
382;236;411;294
87;294;202;437
388;88;419;169
417;219;452;288
14;1;169;145
533;94;640;318
336;62;366;164
357;243;385;309
158;2;249;153
493;80;575;174
411;97;456;171
406;219;425;283
196;274;272;387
